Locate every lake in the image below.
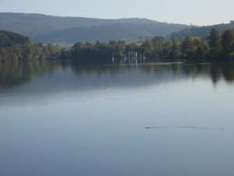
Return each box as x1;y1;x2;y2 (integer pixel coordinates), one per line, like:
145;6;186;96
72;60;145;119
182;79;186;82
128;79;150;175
1;62;234;176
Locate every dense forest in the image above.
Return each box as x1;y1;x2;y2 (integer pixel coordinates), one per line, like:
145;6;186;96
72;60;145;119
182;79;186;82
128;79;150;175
2;28;234;66
59;28;234;65
0;31;60;65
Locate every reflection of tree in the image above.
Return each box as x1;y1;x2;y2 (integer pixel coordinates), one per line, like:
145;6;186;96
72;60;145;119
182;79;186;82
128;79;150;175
0;58;56;89
220;63;234;82
68;62;234;85
2;60;234;89
209;64;221;85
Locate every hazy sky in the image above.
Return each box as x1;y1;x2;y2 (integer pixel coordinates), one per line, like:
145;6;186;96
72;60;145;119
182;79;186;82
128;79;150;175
0;0;234;25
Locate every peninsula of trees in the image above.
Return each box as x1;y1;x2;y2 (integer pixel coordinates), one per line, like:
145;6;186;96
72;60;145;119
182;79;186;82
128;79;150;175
0;30;60;65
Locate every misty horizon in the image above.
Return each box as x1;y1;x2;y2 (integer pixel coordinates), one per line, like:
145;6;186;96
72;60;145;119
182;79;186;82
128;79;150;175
1;0;234;26
0;11;234;27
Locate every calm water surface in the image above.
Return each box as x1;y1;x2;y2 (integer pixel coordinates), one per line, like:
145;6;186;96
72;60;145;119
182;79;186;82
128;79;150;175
1;62;234;176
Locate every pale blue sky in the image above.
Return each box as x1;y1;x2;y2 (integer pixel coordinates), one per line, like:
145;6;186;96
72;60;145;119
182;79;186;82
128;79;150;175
0;0;234;25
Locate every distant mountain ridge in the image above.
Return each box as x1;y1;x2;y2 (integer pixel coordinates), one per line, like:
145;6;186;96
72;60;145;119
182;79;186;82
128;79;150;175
171;21;234;39
0;13;188;44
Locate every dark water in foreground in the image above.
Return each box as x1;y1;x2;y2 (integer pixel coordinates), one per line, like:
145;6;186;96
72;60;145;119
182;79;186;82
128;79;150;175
1;62;234;176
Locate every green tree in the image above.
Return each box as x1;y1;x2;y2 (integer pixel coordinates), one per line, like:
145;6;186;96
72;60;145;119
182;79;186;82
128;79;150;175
221;30;234;54
207;29;221;58
208;28;220;49
181;37;207;59
181;37;194;58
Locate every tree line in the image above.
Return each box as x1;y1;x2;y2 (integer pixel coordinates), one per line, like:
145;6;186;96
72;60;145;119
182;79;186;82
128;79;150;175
59;28;234;65
2;29;234;66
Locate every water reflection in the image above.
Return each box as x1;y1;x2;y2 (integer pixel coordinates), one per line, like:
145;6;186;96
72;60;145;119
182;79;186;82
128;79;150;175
1;61;234;91
0;59;56;89
2;60;234;176
68;62;234;86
